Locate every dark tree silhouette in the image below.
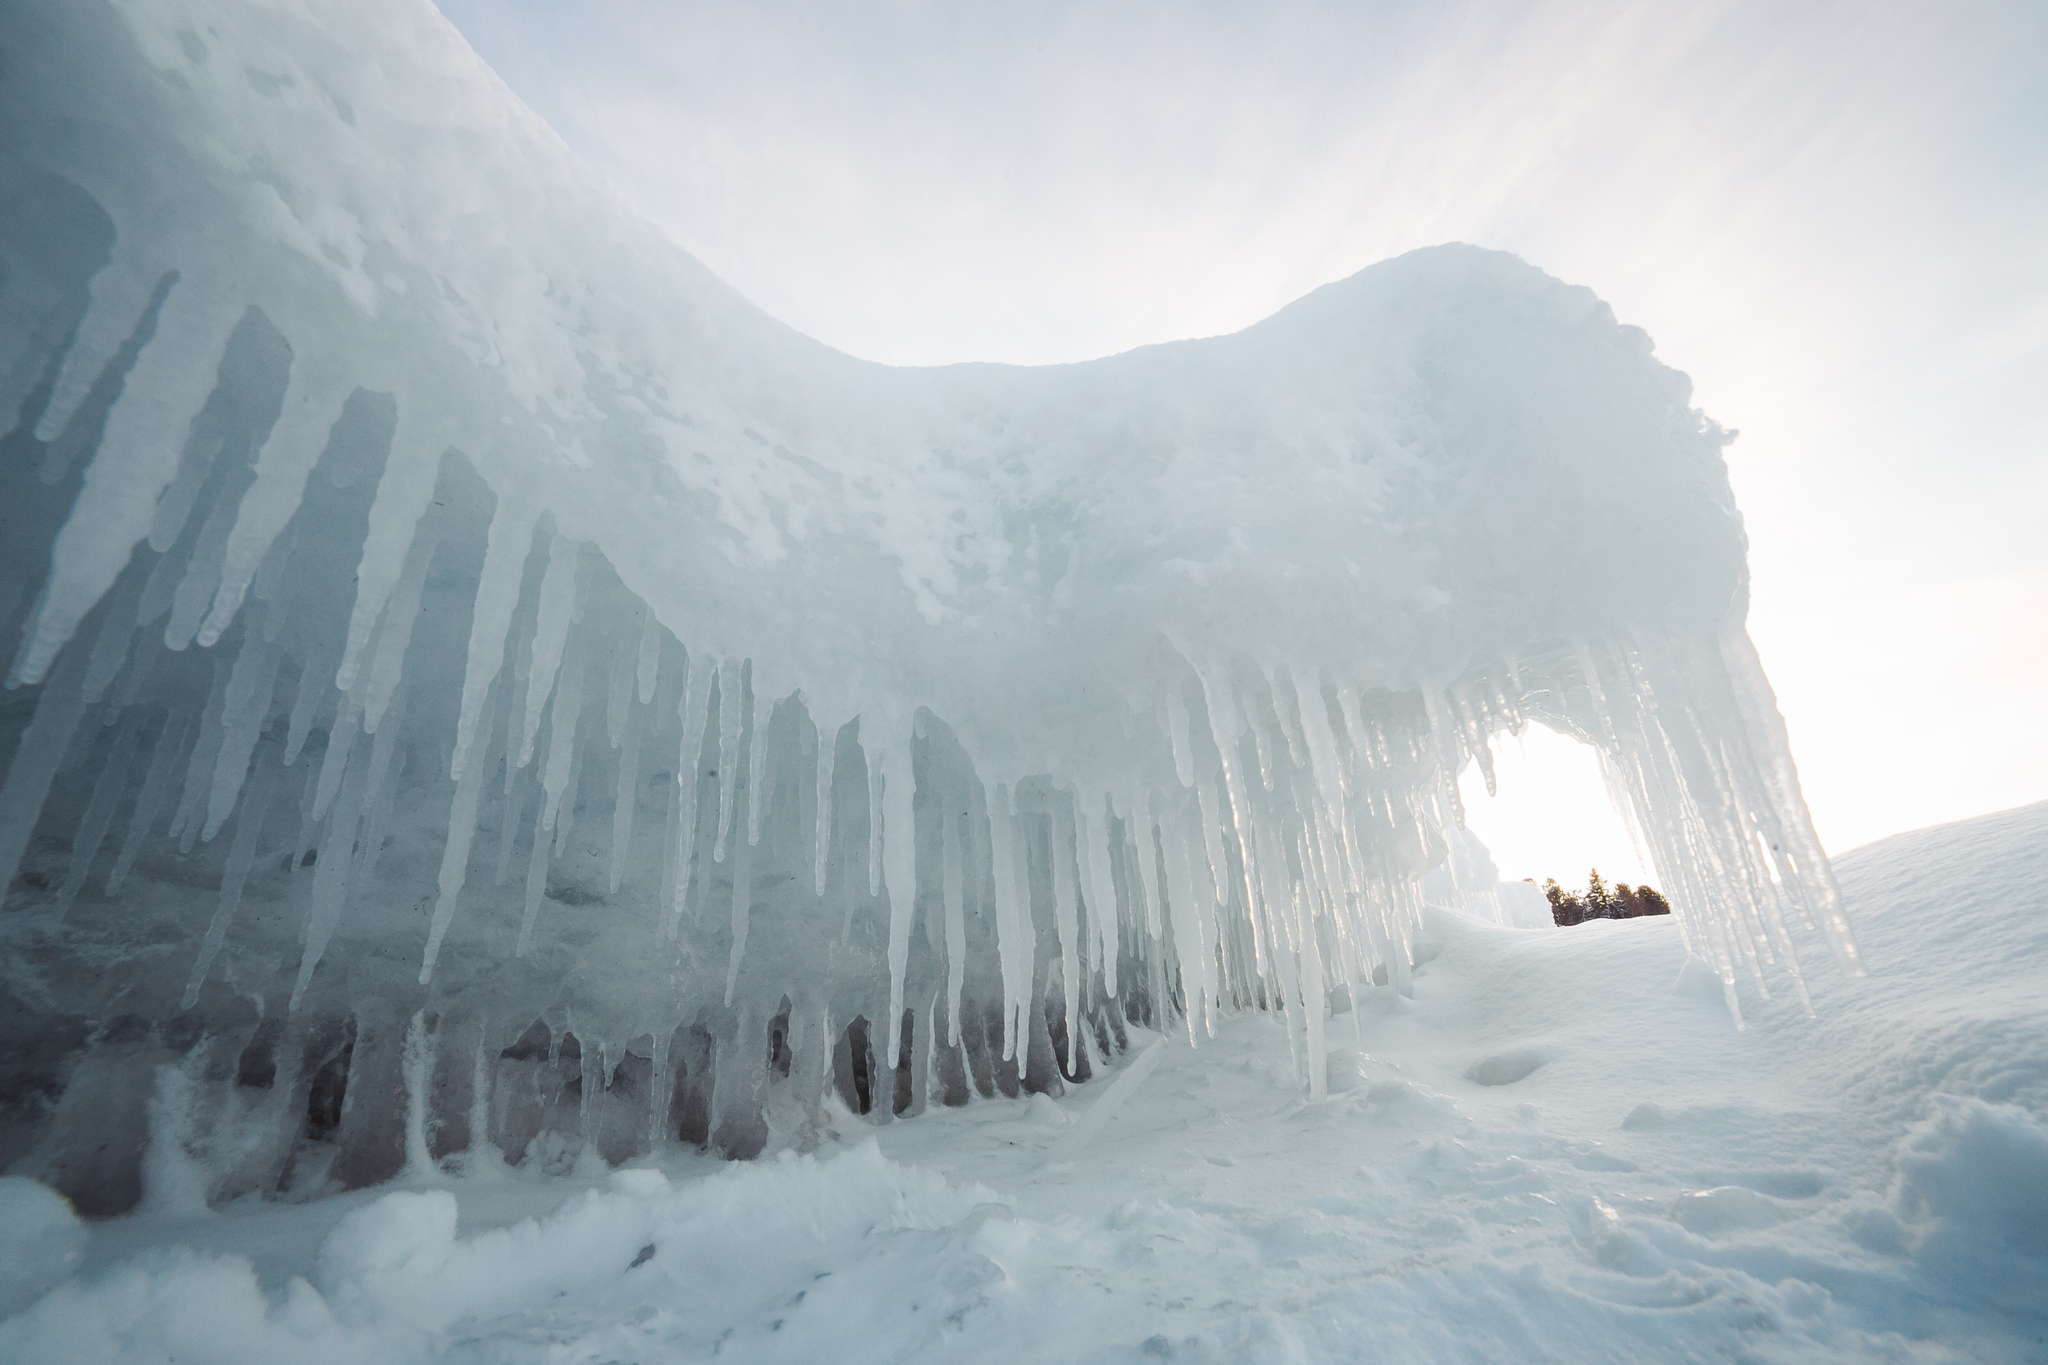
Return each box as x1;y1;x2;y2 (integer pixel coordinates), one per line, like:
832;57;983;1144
1547;870;1671;927
1544;878;1588;926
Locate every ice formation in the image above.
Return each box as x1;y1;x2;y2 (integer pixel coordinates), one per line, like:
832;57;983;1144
0;0;1858;1213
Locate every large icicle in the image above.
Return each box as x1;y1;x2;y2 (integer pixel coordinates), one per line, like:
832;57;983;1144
1155;797;1210;1042
282;635;337;767
451;501;538;780
517;778;552;958
182;744;281;1008
667;652;714;929
1050;792;1084;1072
0;647;93;900
79;570;148;707
191;343;356;651
517;531;580;769
32;249;173;442
309;704;359;826
989;783;1027;1062
536;646;588;862
10;276;238;687
327;402;458;687
199;633;283;841
1123;797;1162;983
812;713;835;897
941;776;967;1047
607;686;643;897
866;747;886;900
635;614;661;705
1077;805;1121;1002
359;526;438;737
54;709;147;915
355;690;409;886
713;658;743;862
105;716;194;897
421;686;499;981
878;722;918;1054
1718;622;1863;974
290;732;372;1010
722;667;757;1006
745;683;770;846
605;630;635;749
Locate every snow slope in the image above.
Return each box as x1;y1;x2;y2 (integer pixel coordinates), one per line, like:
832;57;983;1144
5;801;2039;1364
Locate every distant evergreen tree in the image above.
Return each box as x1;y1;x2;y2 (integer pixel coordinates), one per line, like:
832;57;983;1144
1544;878;1589;927
1586;868;1616;918
1545;871;1671;926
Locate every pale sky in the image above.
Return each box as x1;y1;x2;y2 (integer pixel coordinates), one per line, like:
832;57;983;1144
436;0;2045;884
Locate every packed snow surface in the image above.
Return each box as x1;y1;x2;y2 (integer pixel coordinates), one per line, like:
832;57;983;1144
4;802;2042;1363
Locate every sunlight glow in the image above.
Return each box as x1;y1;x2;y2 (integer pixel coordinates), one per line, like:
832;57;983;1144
1459;726;1652;892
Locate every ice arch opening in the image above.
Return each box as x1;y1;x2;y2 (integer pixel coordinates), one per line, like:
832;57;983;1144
1455;724;1658;919
0;0;1858;1214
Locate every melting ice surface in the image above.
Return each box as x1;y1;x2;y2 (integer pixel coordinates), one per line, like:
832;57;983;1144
0;0;1861;1223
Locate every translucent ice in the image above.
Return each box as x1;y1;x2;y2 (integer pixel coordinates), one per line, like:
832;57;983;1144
0;0;1857;1215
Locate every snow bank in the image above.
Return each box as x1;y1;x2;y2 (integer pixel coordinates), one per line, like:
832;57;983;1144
0;1178;87;1316
1894;1097;2048;1311
4;803;2041;1363
3;0;1856;1215
0;1143;999;1364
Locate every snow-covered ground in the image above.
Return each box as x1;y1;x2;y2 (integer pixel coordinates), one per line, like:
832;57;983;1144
4;800;2042;1364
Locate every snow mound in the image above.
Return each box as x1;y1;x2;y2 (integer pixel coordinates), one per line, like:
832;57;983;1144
0;1143;998;1364
1893;1097;2048;1311
0;1178;86;1316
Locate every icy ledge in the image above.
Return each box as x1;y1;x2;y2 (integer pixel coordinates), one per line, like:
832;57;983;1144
0;0;1855;1213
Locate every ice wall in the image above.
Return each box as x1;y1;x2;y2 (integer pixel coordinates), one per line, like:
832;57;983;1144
0;0;1859;1212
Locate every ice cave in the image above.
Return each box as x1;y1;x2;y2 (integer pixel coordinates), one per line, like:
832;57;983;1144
0;0;1877;1224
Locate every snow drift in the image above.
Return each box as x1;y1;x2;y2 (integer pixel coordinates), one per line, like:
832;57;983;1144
0;0;1857;1214
6;801;2041;1364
